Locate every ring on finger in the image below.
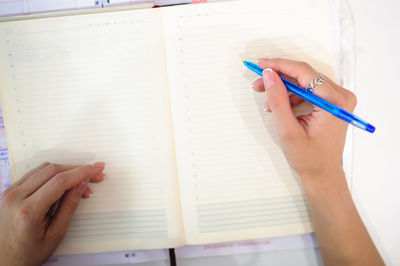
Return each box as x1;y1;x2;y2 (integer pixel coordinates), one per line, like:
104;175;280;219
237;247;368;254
306;74;326;93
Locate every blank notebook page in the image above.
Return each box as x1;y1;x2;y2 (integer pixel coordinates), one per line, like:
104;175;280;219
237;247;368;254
0;9;184;254
162;0;335;244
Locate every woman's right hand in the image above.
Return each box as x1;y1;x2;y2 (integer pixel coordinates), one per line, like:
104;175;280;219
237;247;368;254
252;58;357;179
252;58;384;266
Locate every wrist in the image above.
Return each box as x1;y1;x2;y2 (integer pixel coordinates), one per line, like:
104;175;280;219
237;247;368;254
300;167;349;199
300;166;345;181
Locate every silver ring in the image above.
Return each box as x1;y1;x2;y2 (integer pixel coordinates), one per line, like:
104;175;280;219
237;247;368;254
306;74;326;93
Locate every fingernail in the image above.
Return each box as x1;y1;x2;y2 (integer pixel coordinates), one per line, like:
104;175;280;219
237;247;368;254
93;162;105;169
265;102;271;112
76;179;88;194
263;68;275;89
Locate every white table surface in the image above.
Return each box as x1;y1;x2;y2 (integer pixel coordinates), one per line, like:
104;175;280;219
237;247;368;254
348;1;400;265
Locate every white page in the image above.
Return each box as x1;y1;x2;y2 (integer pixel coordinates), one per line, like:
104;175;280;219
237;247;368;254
162;0;335;244
0;8;184;254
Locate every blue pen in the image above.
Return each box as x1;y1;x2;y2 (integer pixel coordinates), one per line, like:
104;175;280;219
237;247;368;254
243;61;375;133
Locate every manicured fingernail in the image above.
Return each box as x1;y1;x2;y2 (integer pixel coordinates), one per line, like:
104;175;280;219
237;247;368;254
263;68;275;89
93;162;105;169
76;179;88;194
87;187;93;198
264;102;271;112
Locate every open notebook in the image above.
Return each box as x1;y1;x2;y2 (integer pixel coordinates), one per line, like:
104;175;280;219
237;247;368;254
0;0;335;255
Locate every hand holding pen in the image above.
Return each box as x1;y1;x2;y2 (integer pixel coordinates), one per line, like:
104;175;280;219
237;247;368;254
248;58;384;266
248;58;360;178
245;60;374;133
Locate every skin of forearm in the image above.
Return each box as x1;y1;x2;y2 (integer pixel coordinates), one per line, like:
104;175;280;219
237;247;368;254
301;169;384;266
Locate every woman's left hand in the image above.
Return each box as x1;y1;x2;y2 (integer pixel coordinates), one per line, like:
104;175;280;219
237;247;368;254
0;162;105;266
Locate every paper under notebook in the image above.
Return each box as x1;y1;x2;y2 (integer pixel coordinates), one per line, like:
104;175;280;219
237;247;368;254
0;0;336;255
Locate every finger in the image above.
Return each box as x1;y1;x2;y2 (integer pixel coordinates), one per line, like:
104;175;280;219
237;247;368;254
27;163;105;215
45;181;88;245
325;77;358;111
262;69;304;139
289;94;305;107
280;73;298;85
265;101;271;112
258;58;317;87
6;162;51;202
89;172;104;183
18;163;78;198
82;186;92;198
254;74;302;107
252;78;264;92
12;162;50;187
254;73;302;110
258;58;345;106
253;73;299;94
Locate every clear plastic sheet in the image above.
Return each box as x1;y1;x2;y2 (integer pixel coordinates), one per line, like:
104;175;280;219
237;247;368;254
335;0;356;191
338;0;357;91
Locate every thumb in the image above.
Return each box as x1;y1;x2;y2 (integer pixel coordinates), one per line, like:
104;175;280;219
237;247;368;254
45;180;87;243
263;69;303;138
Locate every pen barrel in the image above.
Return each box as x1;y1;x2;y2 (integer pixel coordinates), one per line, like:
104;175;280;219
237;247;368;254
242;61;375;133
282;79;336;112
281;78;375;133
336;109;375;133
